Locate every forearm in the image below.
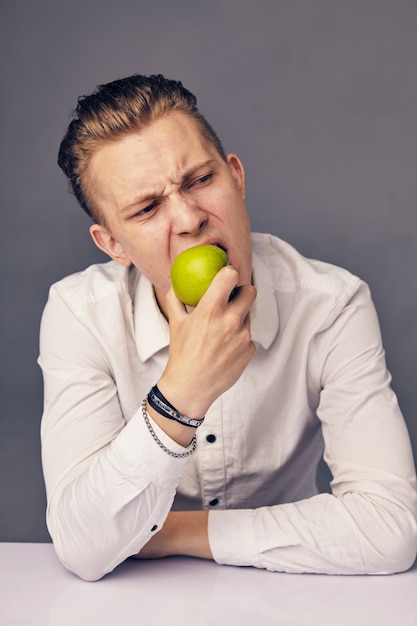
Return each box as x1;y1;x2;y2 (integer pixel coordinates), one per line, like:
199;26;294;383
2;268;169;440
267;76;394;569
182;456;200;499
137;480;417;573
137;510;212;560
46;412;193;581
208;487;417;575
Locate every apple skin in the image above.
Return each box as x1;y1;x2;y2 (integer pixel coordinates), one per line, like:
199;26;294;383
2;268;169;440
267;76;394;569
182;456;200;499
170;244;229;306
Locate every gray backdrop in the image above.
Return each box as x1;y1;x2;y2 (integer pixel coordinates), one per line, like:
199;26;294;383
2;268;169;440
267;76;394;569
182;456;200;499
1;0;416;542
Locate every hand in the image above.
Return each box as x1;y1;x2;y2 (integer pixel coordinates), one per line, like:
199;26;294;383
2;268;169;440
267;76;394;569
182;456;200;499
157;265;256;419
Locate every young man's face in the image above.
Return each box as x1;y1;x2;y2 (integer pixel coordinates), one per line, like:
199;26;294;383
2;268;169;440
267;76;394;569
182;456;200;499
88;111;252;300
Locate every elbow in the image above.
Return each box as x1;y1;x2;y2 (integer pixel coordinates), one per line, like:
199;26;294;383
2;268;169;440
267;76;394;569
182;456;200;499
48;516;123;581
53;539;110;582
46;492;154;581
375;525;417;574
48;516;145;581
339;491;417;575
67;562;107;583
47;514;110;581
46;497;131;581
361;505;417;575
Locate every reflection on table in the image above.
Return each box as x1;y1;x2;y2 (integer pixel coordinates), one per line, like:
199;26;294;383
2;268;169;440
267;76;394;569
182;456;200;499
1;543;416;626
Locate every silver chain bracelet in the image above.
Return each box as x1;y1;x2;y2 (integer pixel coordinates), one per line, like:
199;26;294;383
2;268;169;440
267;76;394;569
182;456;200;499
142;399;197;458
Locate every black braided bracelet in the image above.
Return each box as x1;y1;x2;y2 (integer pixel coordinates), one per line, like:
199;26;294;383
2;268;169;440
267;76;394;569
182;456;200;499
147;385;205;428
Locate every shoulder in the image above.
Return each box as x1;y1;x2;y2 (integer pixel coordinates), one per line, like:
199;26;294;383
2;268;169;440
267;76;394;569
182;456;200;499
251;232;361;302
251;233;370;334
47;261;139;316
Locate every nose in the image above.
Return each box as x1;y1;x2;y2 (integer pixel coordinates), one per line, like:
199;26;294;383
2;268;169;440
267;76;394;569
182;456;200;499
169;194;208;236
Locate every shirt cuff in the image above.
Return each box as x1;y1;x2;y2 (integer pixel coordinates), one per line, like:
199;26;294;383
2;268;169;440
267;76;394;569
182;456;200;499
110;408;193;487
208;508;261;567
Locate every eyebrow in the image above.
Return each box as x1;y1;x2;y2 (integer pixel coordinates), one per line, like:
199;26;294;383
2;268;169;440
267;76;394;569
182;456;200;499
121;192;160;214
120;159;217;214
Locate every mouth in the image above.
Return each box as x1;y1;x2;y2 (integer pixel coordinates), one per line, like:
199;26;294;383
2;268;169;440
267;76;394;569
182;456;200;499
211;242;232;267
173;241;230;265
212;242;228;254
201;237;228;254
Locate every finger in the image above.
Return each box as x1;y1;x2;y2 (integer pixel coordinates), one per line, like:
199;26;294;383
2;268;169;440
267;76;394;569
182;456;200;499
162;286;188;325
229;283;257;318
198;265;240;308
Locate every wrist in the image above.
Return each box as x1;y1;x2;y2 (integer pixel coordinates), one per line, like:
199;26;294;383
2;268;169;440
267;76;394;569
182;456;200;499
137;511;212;560
167;511;212;559
146;400;196;449
148;385;205;428
157;376;210;420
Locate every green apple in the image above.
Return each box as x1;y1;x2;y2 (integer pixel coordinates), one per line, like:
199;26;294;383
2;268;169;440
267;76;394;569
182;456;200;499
171;244;229;306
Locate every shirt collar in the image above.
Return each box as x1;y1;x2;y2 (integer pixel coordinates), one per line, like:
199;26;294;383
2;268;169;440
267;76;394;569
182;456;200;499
134;250;279;362
250;251;280;350
134;273;170;362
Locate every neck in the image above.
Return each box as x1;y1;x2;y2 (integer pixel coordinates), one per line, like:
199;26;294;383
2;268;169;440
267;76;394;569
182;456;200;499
153;285;170;321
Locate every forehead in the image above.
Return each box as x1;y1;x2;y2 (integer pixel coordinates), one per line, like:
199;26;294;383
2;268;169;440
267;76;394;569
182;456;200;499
88;112;219;207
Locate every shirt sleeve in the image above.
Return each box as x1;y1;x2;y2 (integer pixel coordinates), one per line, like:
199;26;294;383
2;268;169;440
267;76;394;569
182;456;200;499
208;282;417;574
39;286;193;581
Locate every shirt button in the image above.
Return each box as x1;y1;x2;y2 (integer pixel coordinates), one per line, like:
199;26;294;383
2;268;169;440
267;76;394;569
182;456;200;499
206;434;216;443
209;498;219;506
150;524;158;532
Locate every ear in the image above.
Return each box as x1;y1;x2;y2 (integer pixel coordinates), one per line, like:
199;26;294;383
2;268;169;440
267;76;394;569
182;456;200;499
89;223;132;267
226;153;246;199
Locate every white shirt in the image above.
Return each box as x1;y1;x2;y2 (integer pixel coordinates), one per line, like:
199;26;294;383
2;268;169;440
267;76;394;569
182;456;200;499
39;233;417;581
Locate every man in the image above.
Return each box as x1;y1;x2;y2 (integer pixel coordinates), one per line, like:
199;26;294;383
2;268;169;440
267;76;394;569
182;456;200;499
39;74;417;581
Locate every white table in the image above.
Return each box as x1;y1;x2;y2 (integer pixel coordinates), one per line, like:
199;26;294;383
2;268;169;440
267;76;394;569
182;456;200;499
1;543;416;625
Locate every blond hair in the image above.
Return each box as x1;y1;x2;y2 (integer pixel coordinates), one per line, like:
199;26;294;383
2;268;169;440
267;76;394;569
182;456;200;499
58;74;226;222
